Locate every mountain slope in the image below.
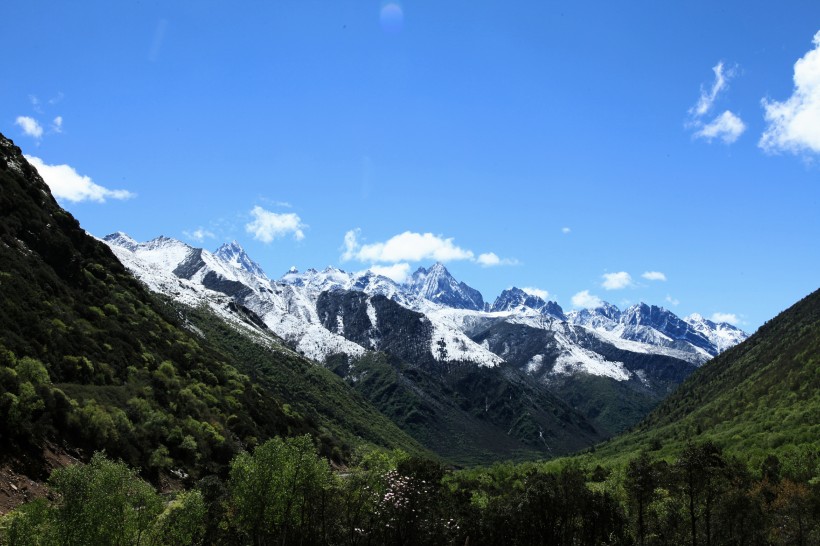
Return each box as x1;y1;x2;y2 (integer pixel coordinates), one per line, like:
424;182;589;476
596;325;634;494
594;287;820;463
327;352;605;465
0;133;425;486
471;320;698;434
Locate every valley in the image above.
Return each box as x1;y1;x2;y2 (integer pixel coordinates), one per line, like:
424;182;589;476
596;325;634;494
0;133;817;544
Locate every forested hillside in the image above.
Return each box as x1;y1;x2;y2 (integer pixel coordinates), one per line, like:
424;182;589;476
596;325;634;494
589;287;820;466
0;133;424;497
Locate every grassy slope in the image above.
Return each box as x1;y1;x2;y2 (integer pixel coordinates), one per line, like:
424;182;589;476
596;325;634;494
579;288;820;468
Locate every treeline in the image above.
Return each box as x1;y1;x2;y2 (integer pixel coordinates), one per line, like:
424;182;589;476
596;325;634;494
2;436;818;545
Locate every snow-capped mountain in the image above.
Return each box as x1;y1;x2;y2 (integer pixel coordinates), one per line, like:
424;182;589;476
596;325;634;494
566;303;749;361
567;302;622;328
685;313;748;353
214;240;268;279
103;234;367;361
101;232;753;440
406;263;485;310
102;235;501;366
491;287;566;319
102;233;747;384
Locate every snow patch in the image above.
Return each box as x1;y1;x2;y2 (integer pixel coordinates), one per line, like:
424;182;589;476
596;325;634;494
366;299;378;330
551;346;630;381
526;354;544;374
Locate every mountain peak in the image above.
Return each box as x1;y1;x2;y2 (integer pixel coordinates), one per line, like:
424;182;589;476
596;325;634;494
491;287;565;319
142;235;190;251
214;240;267;278
103;232;139;252
412;261;448;277
407;263;484;310
216;239;243;252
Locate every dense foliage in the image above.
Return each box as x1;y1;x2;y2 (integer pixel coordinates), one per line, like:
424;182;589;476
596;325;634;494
2;437;817;545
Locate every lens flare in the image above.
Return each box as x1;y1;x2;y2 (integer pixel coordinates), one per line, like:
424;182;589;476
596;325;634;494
380;2;403;33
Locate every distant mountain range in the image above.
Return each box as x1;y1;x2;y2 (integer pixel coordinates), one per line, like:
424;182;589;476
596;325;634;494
105;233;746;370
103;233;749;449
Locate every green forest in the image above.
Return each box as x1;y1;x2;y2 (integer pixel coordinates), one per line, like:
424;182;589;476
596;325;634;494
2;436;818;545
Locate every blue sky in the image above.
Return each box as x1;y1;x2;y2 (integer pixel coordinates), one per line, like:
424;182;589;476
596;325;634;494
3;1;819;331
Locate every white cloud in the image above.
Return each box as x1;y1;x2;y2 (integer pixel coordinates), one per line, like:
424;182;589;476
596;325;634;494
245;206;306;243
711;312;740;325
601;271;633;290
522;287;549;300
342;229;474;263
184;228;215;243
15;116;43;139
341;229;360;261
51;116;63;133
665;295;680;306
342;229;516;269
642;271;667;282
571;290;603;309
691;62;733;117
477;252;500;266
25;155;135;203
369;263;411;283
760;31;820;155
561;227;571;234
687;62;744;145
694;110;746;144
476;252;519;267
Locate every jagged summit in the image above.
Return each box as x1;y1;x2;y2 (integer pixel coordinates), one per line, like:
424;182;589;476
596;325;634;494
684;313;748;353
214;240;267;279
406;262;485;310
103;231;139;252
491;287;565;319
567;302;621;329
567;300;749;358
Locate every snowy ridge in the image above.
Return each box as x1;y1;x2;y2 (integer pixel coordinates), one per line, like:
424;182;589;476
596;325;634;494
566;302;748;364
103;233;747;379
491;287;565;319
685;313;748;353
103;235;365;362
